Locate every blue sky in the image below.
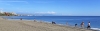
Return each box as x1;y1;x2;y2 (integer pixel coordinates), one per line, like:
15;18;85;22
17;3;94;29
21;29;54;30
0;0;100;16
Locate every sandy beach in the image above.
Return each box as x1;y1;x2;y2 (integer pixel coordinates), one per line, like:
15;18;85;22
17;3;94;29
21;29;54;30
0;17;96;31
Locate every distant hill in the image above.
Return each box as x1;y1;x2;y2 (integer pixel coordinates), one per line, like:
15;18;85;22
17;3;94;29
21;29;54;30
0;13;17;16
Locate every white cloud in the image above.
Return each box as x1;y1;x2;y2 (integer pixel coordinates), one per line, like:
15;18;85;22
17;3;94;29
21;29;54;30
0;8;6;12
47;11;56;14
5;3;11;5
0;1;11;6
33;1;54;3
0;1;28;4
0;1;25;2
0;1;29;6
34;11;56;14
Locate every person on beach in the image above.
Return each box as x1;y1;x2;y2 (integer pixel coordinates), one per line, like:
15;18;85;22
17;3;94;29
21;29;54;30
81;21;84;28
34;18;36;22
87;22;91;29
20;18;22;20
52;21;56;24
75;23;77;27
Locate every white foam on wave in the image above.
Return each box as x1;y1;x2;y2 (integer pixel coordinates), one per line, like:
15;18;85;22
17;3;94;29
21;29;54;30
58;24;64;25
91;28;100;31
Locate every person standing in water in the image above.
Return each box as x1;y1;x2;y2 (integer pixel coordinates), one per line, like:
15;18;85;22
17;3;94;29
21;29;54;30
81;21;84;28
87;22;91;29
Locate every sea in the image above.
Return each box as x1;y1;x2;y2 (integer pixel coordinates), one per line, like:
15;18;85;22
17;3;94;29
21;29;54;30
4;16;100;31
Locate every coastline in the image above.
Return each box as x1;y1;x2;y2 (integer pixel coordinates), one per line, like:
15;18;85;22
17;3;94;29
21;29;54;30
0;16;97;31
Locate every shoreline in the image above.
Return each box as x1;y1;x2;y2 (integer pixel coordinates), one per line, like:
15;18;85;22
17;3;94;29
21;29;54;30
8;18;100;31
0;16;98;31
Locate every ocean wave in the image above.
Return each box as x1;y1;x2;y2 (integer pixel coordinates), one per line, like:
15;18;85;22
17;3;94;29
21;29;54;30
91;28;100;31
